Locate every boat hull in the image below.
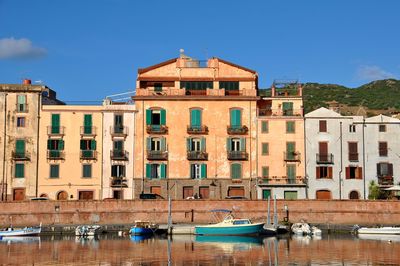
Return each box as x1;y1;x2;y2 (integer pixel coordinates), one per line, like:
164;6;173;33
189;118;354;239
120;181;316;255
358;227;400;235
0;227;41;237
195;223;265;236
129;227;154;235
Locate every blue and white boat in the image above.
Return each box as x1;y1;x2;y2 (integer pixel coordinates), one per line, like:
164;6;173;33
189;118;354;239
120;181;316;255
195;214;265;236
129;221;158;235
0;224;41;237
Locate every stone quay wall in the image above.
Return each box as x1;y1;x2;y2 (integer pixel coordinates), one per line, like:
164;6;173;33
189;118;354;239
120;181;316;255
0;200;399;227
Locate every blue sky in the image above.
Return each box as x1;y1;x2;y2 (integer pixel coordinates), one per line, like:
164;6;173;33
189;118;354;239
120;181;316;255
0;0;399;102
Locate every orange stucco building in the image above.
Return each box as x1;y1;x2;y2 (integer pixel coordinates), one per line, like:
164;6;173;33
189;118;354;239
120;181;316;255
133;53;258;199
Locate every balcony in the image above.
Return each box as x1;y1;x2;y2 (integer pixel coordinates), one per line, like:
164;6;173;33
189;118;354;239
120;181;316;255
147;150;168;160
110;177;128;188
135;88;257;97
11;151;30;161
349;153;359;162
227;125;248;135
146;125;168;134
111;126;128;138
187;125;208;135
185;89;207;96
378;176;393;186
16;103;28;113
47;126;65;136
258;108;303;117
284;152;301;162
80;150;97;160
258;176;306;186
187;151;208;161
80;126;97;137
110;150;129;161
227;151;248;161
316;153;334;164
47;150;65;160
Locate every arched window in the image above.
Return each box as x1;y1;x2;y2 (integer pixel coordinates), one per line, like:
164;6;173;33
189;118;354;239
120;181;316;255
57;191;68;200
349;190;360;200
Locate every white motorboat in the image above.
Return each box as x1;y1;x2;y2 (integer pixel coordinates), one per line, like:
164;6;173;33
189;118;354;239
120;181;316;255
0;224;41;237
355;226;400;235
291;222;321;236
75;225;102;237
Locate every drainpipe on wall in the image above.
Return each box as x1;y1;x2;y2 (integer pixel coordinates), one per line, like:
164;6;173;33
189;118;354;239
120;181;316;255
35;91;42;197
2;93;7;201
339;121;343;200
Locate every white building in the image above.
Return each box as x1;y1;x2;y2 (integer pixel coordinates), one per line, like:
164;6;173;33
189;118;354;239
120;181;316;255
102;100;136;199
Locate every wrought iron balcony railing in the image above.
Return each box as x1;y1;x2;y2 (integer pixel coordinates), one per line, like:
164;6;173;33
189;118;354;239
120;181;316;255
316;153;334;164
187;151;208;161
227;125;248;135
11;151;30;161
80;150;97;160
284;152;301;162
187;125;208;134
146;125;168;134
227;151;248;161
47;126;65;136
80;126;97;136
47;150;65;160
146;150;168;160
110;150;129;161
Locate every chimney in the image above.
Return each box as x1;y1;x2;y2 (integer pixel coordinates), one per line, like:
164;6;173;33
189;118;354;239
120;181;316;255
23;79;31;85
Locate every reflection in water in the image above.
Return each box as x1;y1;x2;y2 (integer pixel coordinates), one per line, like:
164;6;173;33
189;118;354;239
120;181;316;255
0;234;399;265
130;234;153;242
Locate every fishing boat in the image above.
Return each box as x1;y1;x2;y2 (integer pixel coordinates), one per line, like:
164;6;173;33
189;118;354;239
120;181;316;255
195;214;265;236
354;225;400;235
129;221;158;235
75;225;102;237
0;223;42;237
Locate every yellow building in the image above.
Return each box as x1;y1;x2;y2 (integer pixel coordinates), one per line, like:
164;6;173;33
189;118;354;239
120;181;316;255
133;52;258;199
38;105;103;200
256;81;306;199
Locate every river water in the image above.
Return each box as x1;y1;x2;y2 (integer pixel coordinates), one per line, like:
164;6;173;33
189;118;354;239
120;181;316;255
0;233;399;265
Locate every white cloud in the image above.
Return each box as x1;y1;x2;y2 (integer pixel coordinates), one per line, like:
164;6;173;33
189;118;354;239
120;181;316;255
0;37;47;59
356;65;396;81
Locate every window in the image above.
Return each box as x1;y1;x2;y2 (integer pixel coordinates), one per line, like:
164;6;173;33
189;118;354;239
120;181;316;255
286;121;295;133
284;191;297;200
188;138;204;152
230;109;242;128
379;125;386;132
82;164;92;178
113;190;123;199
261;166;269;178
183;186;194;199
287;165;296;184
379;142;388;156
190;164;207;179
231;163;242;179
50;164;59;178
261;143;269;155
228;138;245;152
348;142;358;161
147;137;166;152
345;166;362;179
111;165;125;177
349;191;360;200
316;190;331;200
16;95;27;112
262;189;271;200
286;142;296;160
114;114;124;133
47;139;64;158
146;109;166;126
190;109;202;128
81;139;96;158
319;120;327;132
15;163;24;178
282;102;293;116
261;121;268;133
15;139;25;157
78;191;94;200
219;81;239;91
146;163;166;179
199;187;209;199
377;163;393;177
51;114;60;134
316;166;333;179
349;124;356;133
180;81;213;90
154;83;162;92
83;114;92;134
17;117;25;127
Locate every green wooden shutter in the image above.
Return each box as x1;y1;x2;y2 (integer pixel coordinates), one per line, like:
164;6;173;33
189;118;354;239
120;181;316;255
282;102;293;116
189;164;193;179
47;140;52;149
146;137;151;151
160;164;166;179
160;109;166;125
161;137;166;151
15;163;24;178
191;109;201;127
240;138;246;151
146;164;152;179
262;143;268;155
226;138;231;152
17;95;26;104
59;140;64;150
261;121;268;133
83;165;92;178
201;137;206;152
287;165;296;183
50;165;59;178
146;109;152;125
201;164;207;179
187;138;191;151
51;114;60;134
16;140;25;155
286;121;295;133
84;114;92;134
230;109;241;128
80;140;85;150
91;140;96;150
262;167;269;178
231;164;241;179
287;142;295;160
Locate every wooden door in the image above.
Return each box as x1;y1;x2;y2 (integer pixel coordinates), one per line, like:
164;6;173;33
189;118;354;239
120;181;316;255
319;142;328;161
79;191;94;200
183;186;194;199
199;186;209;199
13;188;25;201
316;190;332;200
57;191;68;200
228;187;245;197
151;186;162;196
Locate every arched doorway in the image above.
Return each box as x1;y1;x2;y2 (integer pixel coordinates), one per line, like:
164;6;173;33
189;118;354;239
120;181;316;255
316;190;332;200
57;191;68;200
349;190;360;199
